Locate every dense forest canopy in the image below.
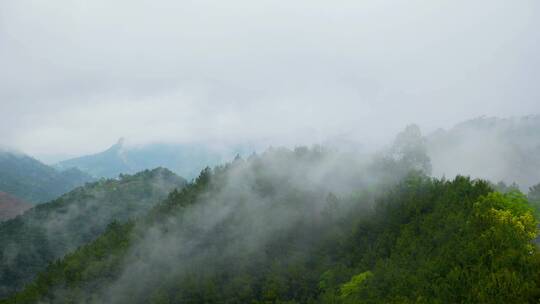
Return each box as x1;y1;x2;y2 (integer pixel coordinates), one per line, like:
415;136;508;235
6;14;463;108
3;132;539;303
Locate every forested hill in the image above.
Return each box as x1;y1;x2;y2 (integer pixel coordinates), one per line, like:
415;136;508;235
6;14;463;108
0;168;186;298
0;150;94;204
427;115;540;189
5;141;540;303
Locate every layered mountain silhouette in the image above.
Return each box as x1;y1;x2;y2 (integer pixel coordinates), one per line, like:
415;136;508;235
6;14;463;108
5;143;540;303
56;139;250;179
0;150;94;204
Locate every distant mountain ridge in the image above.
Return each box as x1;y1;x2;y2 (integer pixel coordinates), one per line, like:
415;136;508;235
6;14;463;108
0;150;94;204
55;138;132;178
56;139;250;179
54;115;540;189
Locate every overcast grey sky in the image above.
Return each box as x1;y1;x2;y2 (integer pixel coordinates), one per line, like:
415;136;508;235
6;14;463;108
1;0;539;161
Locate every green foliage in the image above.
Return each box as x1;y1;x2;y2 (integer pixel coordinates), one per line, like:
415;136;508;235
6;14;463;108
339;271;373;299
335;181;540;304
4;147;540;303
0;168;185;299
390;124;432;175
0;151;93;203
8;220;134;304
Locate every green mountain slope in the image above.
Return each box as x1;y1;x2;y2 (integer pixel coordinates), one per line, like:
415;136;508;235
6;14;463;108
0;168;186;298
0;150;94;204
4;143;538;303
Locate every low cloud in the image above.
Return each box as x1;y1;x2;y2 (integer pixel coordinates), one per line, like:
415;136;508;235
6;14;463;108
1;0;539;159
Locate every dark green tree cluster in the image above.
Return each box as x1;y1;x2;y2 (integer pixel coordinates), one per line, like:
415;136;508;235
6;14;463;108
333;179;539;304
3;147;539;304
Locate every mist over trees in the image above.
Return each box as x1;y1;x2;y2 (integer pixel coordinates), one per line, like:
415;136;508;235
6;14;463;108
49;115;540;194
388;124;432;175
426;116;540;189
3;125;540;303
1;0;539;301
0;168;185;298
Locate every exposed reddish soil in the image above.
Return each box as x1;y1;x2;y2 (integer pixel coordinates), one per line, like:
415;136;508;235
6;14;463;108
0;191;32;221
